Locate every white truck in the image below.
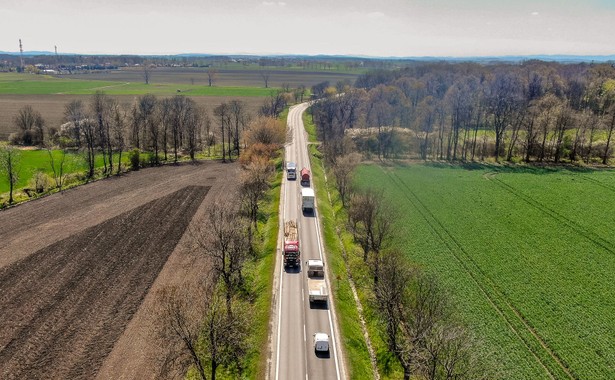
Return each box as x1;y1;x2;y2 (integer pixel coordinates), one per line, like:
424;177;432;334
307;259;328;303
313;332;330;353
301;187;315;213
286;161;297;180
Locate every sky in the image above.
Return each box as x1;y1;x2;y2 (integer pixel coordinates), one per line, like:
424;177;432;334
1;0;615;57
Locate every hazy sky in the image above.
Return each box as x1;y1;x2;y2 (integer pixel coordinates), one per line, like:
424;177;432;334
2;0;615;57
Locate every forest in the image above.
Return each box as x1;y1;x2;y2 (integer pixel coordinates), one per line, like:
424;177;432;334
311;60;615;165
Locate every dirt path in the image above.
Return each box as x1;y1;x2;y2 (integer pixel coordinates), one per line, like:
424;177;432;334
0;161;239;379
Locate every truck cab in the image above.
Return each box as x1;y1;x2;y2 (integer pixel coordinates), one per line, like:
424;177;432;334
286;161;297;180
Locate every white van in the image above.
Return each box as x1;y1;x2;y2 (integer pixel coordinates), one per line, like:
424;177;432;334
301;187;315;212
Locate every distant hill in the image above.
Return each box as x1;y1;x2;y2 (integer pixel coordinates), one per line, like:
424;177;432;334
0;51;613;63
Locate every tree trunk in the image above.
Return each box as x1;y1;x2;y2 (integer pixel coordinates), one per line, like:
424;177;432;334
603;113;615;165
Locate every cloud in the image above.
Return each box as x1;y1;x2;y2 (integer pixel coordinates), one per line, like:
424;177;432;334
531;11;539;16
262;1;286;6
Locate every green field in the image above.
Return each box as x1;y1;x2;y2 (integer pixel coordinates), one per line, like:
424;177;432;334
0;149;128;194
354;163;615;379
0;73;275;96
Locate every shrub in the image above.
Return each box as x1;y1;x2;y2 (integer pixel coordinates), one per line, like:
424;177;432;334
31;171;53;193
129;149;140;170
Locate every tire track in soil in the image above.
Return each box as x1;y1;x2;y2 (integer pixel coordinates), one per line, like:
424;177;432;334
0;185;209;380
488;175;615;254
581;175;615;194
384;168;574;380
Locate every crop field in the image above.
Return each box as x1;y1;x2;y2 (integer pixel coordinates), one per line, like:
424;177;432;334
354;163;615;379
60;66;361;88
0;160;239;379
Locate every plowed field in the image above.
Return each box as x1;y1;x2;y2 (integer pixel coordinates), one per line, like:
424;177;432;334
0;161;238;379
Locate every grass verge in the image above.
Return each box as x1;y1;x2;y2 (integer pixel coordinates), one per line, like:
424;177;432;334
308;142;378;379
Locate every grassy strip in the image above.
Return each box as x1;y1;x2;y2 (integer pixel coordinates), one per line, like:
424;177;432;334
241;157;283;379
303;107;380;378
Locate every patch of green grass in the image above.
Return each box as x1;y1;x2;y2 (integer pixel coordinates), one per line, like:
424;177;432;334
0;73;276;96
0;149;129;193
353;163;615;379
302;111;317;143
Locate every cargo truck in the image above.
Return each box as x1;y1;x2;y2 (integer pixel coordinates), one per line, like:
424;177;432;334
283;220;300;267
307;259;328;303
313;333;330;353
301;187;315;213
286;161;297;180
300;167;310;186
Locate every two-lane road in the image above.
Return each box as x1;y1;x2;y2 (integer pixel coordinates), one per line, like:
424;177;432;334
272;103;345;380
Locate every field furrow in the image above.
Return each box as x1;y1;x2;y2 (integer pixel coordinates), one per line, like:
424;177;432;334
0;185;209;380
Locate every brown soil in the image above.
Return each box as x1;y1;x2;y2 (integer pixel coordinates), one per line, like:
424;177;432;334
0;160;239;379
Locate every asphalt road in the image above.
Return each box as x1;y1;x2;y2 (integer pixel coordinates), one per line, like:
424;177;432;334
272;102;345;380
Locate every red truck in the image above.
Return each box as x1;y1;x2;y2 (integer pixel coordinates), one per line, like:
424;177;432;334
283;220;300;267
300;167;310;185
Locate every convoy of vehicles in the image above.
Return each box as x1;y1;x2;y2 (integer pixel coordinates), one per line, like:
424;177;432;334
284;161;330;357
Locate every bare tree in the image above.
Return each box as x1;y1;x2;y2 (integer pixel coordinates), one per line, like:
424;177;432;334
0;144;21;204
64;100;86;147
81;118;97;179
240;157;271;227
191;198;250;311
111;101;127;175
332;152;361;207
143;64;151;85
184;101;202;161
90;91;114;175
46;145;68;191
229;100;248;156
214;103;230;162
260;70;271;88
207;68;217;87
348;188;395;267
152;280;211;380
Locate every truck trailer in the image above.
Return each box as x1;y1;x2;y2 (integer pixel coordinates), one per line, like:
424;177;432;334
283;220;300;267
307;259;328;303
301;187;315;213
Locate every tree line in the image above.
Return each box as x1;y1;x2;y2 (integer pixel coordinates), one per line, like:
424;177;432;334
150;116;286;380
1;88;295;205
312;60;615;165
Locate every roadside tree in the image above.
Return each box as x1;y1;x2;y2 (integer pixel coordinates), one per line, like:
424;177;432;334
0;144;21;204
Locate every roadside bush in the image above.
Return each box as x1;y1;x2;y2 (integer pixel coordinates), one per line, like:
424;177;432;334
129;149;140;170
30;171;53;193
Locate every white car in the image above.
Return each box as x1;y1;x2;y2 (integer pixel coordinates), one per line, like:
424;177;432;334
313;332;329;353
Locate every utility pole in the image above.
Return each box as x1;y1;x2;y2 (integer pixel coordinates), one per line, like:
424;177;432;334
19;39;24;72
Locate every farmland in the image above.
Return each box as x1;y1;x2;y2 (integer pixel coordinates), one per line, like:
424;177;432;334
0;160;239;379
0;67;359;139
354;163;615;379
